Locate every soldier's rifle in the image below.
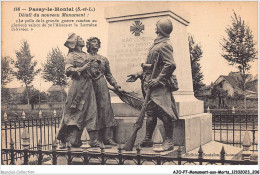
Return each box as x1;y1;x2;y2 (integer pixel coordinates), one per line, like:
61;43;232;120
122;55;160;151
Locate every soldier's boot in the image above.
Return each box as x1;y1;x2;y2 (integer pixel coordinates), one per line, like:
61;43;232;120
162;117;174;151
104;127;117;146
88;131;101;147
140;116;157;147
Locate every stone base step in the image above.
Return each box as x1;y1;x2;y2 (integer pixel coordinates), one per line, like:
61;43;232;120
183;141;243;160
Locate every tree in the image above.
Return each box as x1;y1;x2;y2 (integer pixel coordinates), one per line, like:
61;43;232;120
211;85;228;108
42;47;67;110
12;40;41;109
1;56;13;87
1;88;11;105
19;87;48;110
1;56;13;105
188;35;205;96
48;90;67;109
220;12;258;108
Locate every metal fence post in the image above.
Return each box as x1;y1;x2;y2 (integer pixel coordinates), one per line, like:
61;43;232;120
136;143;141;165
81;128;90;165
156;155;161;165
118;144;123;165
220;146;226;165
177;146;182;165
231;106;236;147
198;145;203;165
53;109;57;117
22;111;26;119
232;113;235;146
81;128;90;149
52;139;57;165
37;139;43;165
207;106;210;113
232;106;235;114
83;149;89;165
67;142;72;165
22;127;30;165
39;117;43;150
39;110;42;119
242;130;251;161
100;142;105;165
4;112;8;121
10;138;15;165
252;116;256;152
4;120;8;164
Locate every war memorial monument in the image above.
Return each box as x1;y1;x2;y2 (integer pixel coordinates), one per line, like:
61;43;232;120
106;2;212;153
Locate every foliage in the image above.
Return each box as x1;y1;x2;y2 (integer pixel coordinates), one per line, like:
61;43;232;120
234;73;255;92
233;91;245;100
19;87;48;109
188;35;205;96
12;41;41;86
42;47;67;111
201;96;258;110
42;47;67;86
210;85;228;108
220;12;257;108
1;56;13;87
1;108;63;120
211;85;228;99
11;40;41;108
221;12;257;77
1;88;11;104
48;91;67;103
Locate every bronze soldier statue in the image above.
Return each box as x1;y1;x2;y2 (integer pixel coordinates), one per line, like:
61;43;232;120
127;19;179;151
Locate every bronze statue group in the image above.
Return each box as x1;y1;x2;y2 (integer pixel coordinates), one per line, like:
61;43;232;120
57;19;179;152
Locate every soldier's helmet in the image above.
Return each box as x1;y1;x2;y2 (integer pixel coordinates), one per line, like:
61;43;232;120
156;19;173;37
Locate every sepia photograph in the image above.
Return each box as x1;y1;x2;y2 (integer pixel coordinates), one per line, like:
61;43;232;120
1;0;259;174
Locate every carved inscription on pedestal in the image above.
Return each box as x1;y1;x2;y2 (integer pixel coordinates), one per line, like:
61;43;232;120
109;36;154;93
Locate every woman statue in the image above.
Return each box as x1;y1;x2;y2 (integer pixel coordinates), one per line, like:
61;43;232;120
57;33;100;148
86;37;121;146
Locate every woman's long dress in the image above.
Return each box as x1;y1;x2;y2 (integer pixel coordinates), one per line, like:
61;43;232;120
87;54;117;130
57;51;98;147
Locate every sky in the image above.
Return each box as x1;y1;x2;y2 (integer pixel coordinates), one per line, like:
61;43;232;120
1;1;258;92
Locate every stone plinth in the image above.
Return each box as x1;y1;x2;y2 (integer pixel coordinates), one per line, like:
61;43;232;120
172;113;212;152
105;2;203;117
182;141;243;160
114;117;164;145
114;112;212;153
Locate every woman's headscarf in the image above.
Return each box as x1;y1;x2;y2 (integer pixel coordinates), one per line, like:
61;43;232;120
64;33;79;49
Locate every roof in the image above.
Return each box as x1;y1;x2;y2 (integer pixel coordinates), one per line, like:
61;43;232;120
47;85;63;92
8;87;26;94
220;76;238;88
47;85;68;92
